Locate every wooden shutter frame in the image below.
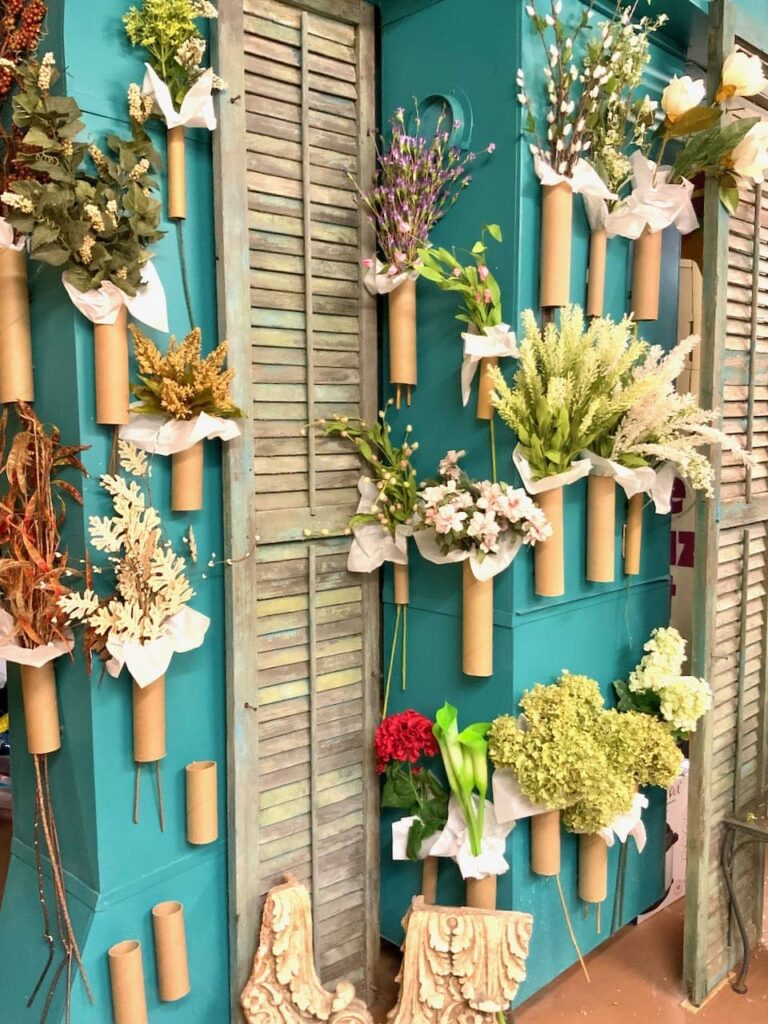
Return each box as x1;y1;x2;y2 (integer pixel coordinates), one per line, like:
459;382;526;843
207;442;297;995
684;0;768;1005
213;0;379;1012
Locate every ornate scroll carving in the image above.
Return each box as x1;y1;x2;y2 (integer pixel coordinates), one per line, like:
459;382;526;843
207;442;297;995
386;897;533;1024
240;875;374;1024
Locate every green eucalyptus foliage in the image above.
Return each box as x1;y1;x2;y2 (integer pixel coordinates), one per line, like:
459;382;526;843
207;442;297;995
3;57;163;295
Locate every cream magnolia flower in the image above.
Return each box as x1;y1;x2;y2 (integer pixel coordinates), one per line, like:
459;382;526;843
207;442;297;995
717;50;768;102
661;75;706;123
730;121;768;183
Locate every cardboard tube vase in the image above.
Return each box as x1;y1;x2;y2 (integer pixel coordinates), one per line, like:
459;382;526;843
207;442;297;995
540;182;573;308
152;901;190;1002
0;248;34;402
132;676;166;764
535;487;564;598
21;662;61;755
462;560;493;677
586;228;607;318
421;855;438;905
476;355;498;420
388;278;417;400
167;125;186;220
631;227;662;322
94;306;130;425
531;809;561;877
393;560;409;606
587;474;616;583
579;833;609;903
186;760;218;845
624;493;643;576
108;939;149;1024
465;874;497;910
172;441;204;512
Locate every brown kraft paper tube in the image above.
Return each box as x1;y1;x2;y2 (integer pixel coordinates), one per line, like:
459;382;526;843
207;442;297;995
579;833;608;903
20;663;61;755
167;126;186;220
531;810;560;876
624;493;643;576
0;248;34;403
152;901;191;1002
393;561;409;606
631;227;662;322
534;487;564;598
186;760;218;845
587;474;616;583
94;306;130;425
462;561;493;677
133;676;166;764
465;874;497;910
421;855;438;905
388;279;417;388
108;939;149;1024
586;228;607;318
476;356;498;420
540;182;572;308
172;441;204;512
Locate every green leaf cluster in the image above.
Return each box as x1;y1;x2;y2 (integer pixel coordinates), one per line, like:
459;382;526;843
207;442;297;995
433;703;490;857
381;762;448;861
417;224;503;331
3;58;164;295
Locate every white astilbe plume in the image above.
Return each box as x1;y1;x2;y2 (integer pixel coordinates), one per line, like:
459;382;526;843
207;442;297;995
58;442;193;643
610;334;755;494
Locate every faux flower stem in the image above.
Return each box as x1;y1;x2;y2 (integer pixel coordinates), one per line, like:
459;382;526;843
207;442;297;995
401;603;407;693
381;604;402;719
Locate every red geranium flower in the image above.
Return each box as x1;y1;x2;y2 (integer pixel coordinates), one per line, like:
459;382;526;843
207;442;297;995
375;709;438;773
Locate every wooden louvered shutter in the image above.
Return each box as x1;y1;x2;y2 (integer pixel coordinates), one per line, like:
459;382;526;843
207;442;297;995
684;15;768;1005
214;0;379;1005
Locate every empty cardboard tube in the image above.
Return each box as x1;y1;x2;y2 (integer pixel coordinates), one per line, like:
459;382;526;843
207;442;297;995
421;855;438;905
94;306;130;425
388;279;417;389
462;560;493;677
586;228;607;318
466;874;497;910
476;355;498;420
21;662;61;755
167;126;186;220
0;248;34;403
531;809;561;877
186;760;218;845
534;487;564;598
587;474;616;583
172;441;204;512
108;939;149;1024
393;560;409;606
540;182;573;308
579;833;608;904
624;493;643;576
133;676;166;764
631;227;662;322
152;901;191;1002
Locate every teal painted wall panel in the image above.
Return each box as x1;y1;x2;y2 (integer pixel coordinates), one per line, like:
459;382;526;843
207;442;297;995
0;2;230;1020
377;0;691;1002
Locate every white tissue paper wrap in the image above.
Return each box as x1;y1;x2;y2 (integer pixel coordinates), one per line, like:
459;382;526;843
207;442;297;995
602;152;698;240
120;411;241;457
645;462;677;515
105;606;210;688
0;610;73;668
430;795;513;879
0;217;26;253
414;526;521;582
492;768;551;824
363;259;419;296
596;792;649;852
63;260;169;332
460;324;519;406
581;450;657;499
391;815;441;862
142;64;216;131
534;153;616;201
347;479;411;574
513;444;592;495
